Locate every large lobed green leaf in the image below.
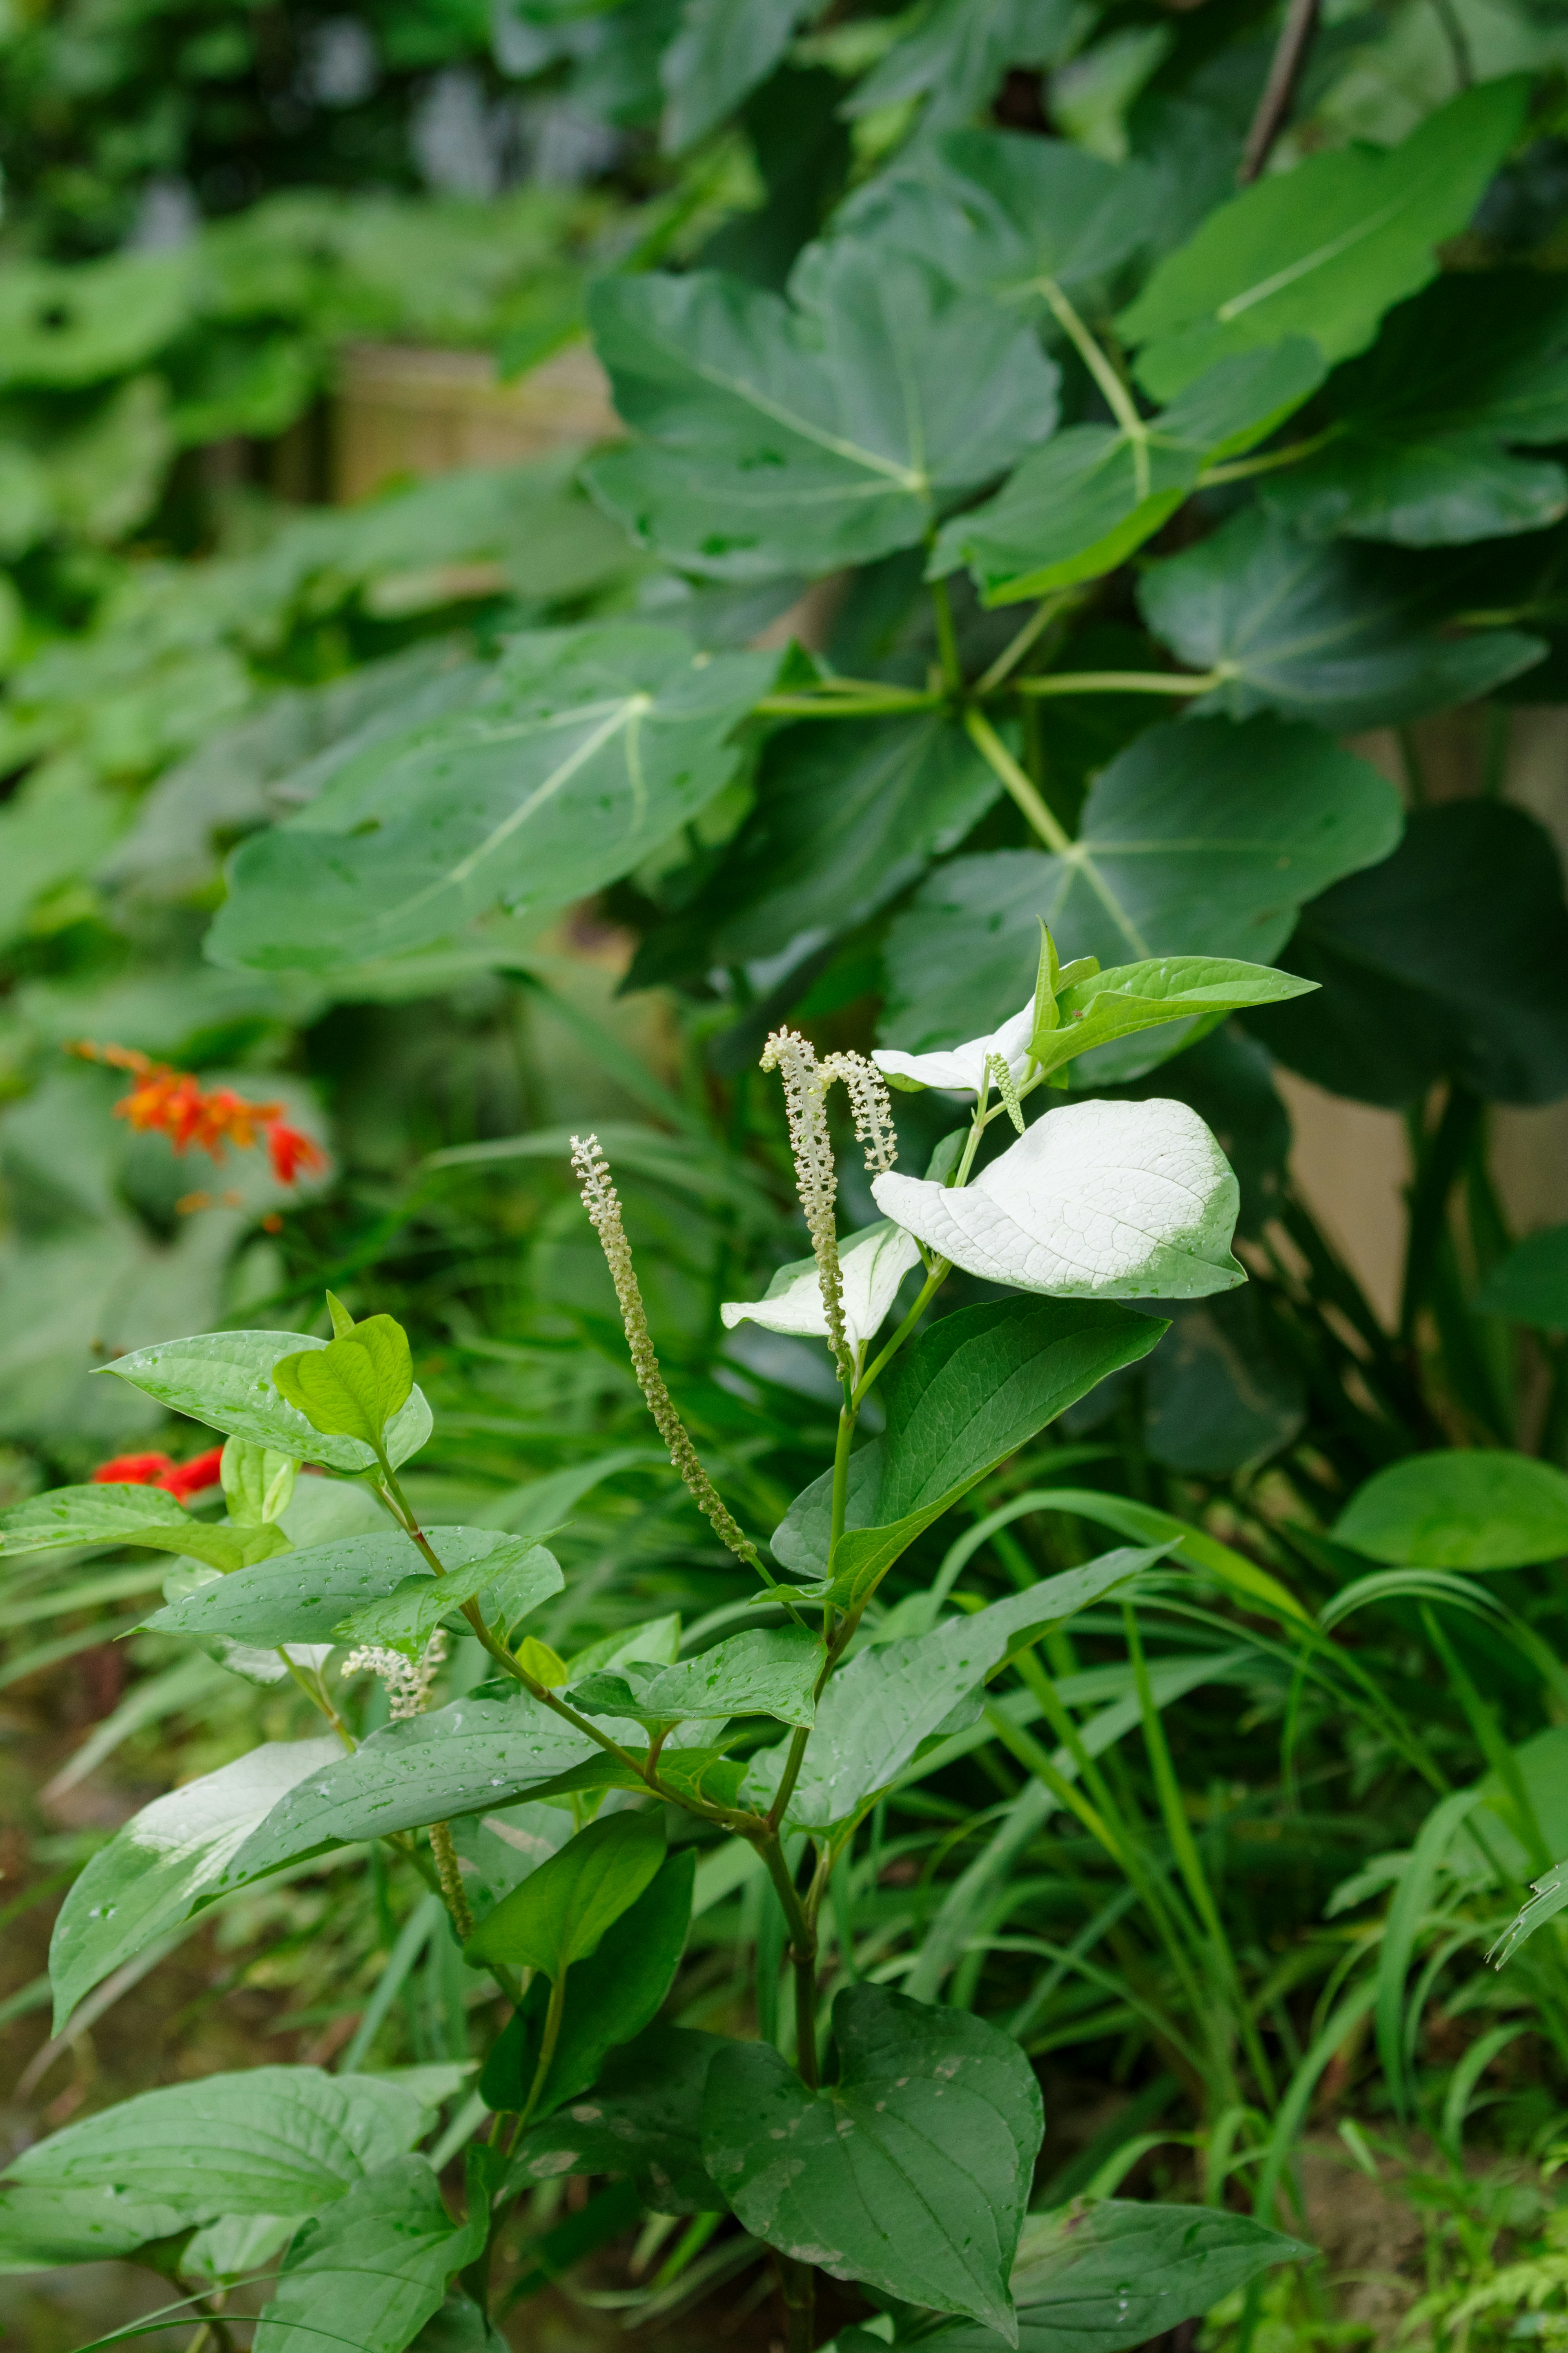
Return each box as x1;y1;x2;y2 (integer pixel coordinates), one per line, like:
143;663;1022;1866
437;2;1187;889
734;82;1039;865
772;1296;1165;1609
1244;801;1568;1108
207;624;776;972
1263;274;1568;548
1120;80;1528;397
1139;509;1544;732
702;1986;1043;2340
835;127;1156;306
934;342;1324;604
879;716;1401;1071
584;240;1058;580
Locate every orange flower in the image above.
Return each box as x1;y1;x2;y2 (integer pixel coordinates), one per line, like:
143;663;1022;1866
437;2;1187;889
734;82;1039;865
68;1043;327;1191
267;1121;327;1186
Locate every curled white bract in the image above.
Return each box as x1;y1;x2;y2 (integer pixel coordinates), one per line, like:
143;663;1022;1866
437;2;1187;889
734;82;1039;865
873;999;1034;1097
871;1096;1245;1300
721;1220;921;1349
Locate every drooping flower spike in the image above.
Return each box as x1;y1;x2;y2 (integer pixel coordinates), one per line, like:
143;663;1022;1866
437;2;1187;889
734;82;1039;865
757;1030;900;1381
68;1043;327;1193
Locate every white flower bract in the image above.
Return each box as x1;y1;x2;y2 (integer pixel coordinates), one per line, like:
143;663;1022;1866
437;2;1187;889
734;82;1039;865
871;1096;1245;1300
721;1219;921;1349
873;999;1035;1097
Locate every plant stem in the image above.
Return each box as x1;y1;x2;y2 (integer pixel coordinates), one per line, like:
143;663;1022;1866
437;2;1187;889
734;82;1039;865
855;1263;948;1403
281;1651;355;1749
1199;425;1342;485
1239;0;1321;180
429;1820;474;1943
929;573;963;694
758;1836;820;2087
780;2256;817;2353
1012;669;1223;699
976;591;1076;694
518;1967;569;2129
755;690;942;718
1037;278;1149;494
964;707;1072;852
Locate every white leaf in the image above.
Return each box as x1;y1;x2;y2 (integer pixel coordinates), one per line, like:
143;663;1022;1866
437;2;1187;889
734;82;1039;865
721;1220;920;1348
871;1097;1244;1300
872;997;1033;1095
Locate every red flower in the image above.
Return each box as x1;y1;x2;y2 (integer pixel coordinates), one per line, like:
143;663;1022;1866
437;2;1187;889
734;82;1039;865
67;1043;328;1192
159;1446;227;1499
267;1122;327;1186
92;1452;175;1487
91;1445;226;1497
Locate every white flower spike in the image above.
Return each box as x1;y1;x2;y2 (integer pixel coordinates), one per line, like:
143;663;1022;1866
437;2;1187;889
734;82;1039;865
722;1220;920;1350
871;1097;1244;1300
873;999;1035;1098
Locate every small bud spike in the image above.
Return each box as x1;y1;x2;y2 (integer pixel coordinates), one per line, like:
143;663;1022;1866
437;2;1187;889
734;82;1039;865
571;1133;762;1567
759;1030;852;1381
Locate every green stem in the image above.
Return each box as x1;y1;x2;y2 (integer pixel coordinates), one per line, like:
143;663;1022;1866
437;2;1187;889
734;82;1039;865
929;573;963;694
755;690;942;718
370;1465;682;1806
1198;424;1343;485
854;1263;948;1403
964;707;1071;852
759;1836;820;2088
1012;669;1223;700
1037;277;1149;496
780;2257;817;2353
976;592;1076;695
518;1967;569;2130
281;1652;355;1749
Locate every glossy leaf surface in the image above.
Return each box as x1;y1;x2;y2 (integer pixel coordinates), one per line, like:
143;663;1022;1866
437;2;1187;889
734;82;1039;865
1335;1451;1568;1570
254;2156;485;2353
210;1698;604;1893
49;1736;340;2031
100;1329;433;1474
7;2067;425;2216
466;1811;666;1977
507;2024;728;2213
747;1551;1161;1828
702;1987;1043;2338
880;718;1401;1064
569;1624;824;1727
924;2199;1311;2353
772;1296;1165;1608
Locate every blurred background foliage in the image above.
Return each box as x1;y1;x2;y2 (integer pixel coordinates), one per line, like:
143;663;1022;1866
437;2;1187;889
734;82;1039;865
11;0;1568;2346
